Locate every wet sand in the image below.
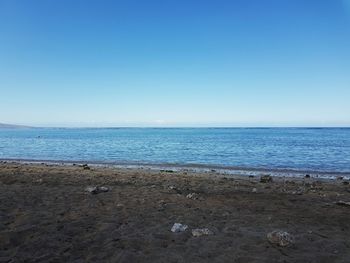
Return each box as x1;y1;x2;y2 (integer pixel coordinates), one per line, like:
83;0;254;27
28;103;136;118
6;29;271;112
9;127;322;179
0;162;350;262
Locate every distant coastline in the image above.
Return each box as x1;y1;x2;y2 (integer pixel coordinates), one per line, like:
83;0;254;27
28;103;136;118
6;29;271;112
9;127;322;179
0;123;33;129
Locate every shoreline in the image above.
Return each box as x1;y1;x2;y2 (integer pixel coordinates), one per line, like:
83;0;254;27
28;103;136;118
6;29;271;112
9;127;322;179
1;158;349;180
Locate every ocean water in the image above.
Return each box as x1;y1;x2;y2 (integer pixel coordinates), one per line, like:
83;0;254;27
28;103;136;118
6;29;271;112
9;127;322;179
0;128;349;173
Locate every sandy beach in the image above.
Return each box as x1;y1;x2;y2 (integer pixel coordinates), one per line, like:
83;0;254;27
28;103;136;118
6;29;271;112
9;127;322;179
1;161;350;262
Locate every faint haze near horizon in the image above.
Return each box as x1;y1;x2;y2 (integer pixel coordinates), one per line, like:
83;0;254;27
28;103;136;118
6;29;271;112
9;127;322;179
0;0;349;127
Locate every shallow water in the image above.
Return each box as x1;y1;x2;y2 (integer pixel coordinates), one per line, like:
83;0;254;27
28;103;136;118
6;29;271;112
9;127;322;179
0;128;349;173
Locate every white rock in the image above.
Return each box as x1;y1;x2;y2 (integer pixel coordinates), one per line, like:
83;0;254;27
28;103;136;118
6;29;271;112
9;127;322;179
252;188;257;193
85;186;109;194
98;186;109;192
171;223;188;233
192;228;213;237
85;186;98;194
267;230;294;247
186;193;198;199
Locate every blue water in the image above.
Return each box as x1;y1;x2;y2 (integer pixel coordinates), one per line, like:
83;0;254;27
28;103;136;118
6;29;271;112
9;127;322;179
0;128;349;173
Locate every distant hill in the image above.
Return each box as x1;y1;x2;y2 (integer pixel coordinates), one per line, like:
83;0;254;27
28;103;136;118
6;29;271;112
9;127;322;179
0;123;32;129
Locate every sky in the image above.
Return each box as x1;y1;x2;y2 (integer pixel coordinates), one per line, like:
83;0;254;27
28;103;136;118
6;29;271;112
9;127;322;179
0;0;349;127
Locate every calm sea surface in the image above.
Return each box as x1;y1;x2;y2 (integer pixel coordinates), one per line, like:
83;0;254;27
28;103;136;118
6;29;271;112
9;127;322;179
0;128;349;173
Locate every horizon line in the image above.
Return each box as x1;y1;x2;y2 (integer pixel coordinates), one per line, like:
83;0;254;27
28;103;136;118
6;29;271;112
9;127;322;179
2;122;350;129
2;125;350;129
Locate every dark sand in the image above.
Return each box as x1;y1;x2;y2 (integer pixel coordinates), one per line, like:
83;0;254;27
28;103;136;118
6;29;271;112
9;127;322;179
0;162;350;263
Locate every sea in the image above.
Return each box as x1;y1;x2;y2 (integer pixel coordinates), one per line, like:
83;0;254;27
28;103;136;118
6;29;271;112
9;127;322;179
0;128;349;177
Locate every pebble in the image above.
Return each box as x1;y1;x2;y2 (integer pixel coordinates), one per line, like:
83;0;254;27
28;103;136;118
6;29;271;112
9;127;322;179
267;230;294;247
98;186;109;192
85;186;109;194
35;178;43;184
335;200;350;207
260;175;273;183
85;186;98;194
192;228;213;237
186;193;198;200
171;223;188;233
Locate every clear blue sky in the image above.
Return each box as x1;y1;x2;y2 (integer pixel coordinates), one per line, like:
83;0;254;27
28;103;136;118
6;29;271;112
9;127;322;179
0;0;349;127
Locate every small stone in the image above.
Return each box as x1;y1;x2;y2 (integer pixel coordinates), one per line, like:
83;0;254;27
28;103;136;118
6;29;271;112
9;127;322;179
85;186;98;194
343;181;349;185
98;186;109;192
305;174;310;178
335;200;350;207
252;188;257;193
192;228;213;237
35;178;43;184
291;188;304;195
337;176;344;180
186;193;198;200
171;223;188;233
267;230;294;247
85;186;109;194
260;175;273;183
